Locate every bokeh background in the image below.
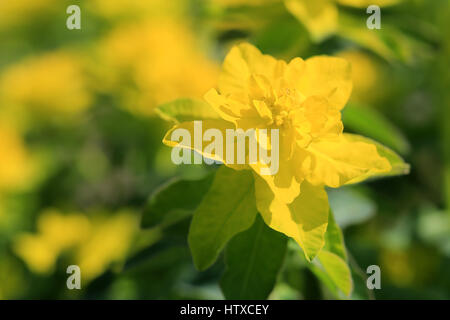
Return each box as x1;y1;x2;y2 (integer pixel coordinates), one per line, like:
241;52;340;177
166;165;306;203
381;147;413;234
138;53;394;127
0;0;448;299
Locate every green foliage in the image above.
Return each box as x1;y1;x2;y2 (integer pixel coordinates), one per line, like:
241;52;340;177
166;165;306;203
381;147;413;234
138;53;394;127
188;166;258;271
155;99;220;123
220;215;287;299
141;173;215;229
309;211;353;298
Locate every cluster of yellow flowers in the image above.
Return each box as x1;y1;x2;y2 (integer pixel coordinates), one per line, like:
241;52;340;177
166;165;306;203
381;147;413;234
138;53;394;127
96;20;218;116
13;209;138;281
0;52;92;119
0;124;34;193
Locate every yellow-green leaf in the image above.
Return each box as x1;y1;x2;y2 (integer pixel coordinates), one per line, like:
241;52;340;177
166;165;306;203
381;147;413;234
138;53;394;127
313;250;353;297
188;166;258;271
343;133;410;184
155;98;220;123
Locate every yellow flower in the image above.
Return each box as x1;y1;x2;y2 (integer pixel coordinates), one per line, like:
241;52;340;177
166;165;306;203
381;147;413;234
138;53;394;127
0;52;91;118
76;212;138;281
96;20;218;116
164;43;393;259
89;0;188;21
13;210;91;274
0;124;34;192
13;209;138;280
336;49;384;103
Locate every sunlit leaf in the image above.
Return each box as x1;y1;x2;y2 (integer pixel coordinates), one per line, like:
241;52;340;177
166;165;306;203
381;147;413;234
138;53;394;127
155;98;220;123
343;133;410;184
188;166;257;270
309;211;353;297
323;210;347;260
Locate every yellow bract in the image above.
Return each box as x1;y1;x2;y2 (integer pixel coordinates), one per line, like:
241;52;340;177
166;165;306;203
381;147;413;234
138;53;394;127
164;43;392;260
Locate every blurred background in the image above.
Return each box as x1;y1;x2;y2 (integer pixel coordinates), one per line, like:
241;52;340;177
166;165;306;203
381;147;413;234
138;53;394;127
0;0;448;299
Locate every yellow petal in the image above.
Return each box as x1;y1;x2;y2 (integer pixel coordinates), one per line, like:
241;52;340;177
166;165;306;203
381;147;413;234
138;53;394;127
254;174;329;261
284;0;338;42
218;43;285;95
204;88;262;129
302;133;391;187
250;157;301;204
292;56;352;110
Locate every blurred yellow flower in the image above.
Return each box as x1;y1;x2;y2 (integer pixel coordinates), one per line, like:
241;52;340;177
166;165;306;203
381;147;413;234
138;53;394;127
337;50;384;104
0;52;92;119
0;124;34;192
13;234;60;274
89;0;188;21
97;20;218;116
13;209;138;280
77;212;138;280
164;43;392;259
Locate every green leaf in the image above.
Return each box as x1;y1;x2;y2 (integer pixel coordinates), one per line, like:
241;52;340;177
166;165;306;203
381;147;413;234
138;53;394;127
343;103;410;155
141;173;215;229
312;250;353;297
188;166;258;270
344;133;410;182
220;214;288;300
308;211;353;297
323;210;347;260
155;98;220;123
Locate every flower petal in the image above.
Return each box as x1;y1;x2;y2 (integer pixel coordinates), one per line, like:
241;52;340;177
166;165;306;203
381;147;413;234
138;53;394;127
254;174;329;261
290;55;352;110
302;133;391;187
250;158;302;204
218;43;285;95
204;88;262;129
